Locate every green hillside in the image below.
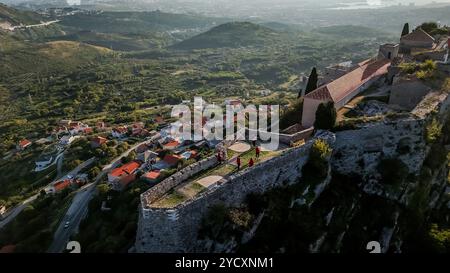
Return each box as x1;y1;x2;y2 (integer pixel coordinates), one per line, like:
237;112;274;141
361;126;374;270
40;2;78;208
0;3;43;26
0;37;112;78
54;30;170;51
172;22;280;50
59;10;226;34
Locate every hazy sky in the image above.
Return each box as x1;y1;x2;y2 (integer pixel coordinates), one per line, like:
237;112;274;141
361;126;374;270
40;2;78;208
3;0;450;4
3;0;450;9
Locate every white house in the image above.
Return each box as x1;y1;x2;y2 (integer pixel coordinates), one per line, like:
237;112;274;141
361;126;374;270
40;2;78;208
112;126;128;138
35;155;54;171
59;135;75;146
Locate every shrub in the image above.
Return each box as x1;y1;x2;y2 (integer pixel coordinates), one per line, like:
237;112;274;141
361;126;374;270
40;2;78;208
399;62;417;74
428;224;450;253
425;118;442;144
302;139;331;182
420;60;437;71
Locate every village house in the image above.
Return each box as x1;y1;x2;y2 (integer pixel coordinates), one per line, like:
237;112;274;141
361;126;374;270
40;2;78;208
154;115;166;126
153;154;182;170
301;57;392;128
132;123;150;137
16;139;32;151
163;154;182;167
225;99;242;106
48;179;72;194
107;161;141;191
162;140;180;150
256;89;272;96
136;143;150;154
91;136;108;148
112;126;128;139
181;150;198;160
83;127;93;134
400;28;435;53
137;150;158;163
35;155;54;171
59;119;72;127
59;135;75;146
96;121;105;129
142;170;161;183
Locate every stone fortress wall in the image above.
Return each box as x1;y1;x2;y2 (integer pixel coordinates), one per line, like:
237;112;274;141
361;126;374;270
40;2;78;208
134;91;450;253
135;140;313;252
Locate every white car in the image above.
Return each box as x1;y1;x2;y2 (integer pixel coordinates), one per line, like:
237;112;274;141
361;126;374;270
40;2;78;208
64;221;70;229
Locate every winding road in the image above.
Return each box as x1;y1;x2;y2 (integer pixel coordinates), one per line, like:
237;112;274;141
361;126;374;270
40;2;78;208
47;135;161;253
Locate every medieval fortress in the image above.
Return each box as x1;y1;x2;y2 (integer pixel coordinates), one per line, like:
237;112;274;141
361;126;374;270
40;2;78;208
134;27;450;252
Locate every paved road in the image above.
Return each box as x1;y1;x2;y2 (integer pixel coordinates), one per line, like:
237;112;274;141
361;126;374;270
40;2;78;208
9;20;60;31
47;182;97;253
47;136;161;252
56;153;65;178
0;157;95;230
0;195;38;229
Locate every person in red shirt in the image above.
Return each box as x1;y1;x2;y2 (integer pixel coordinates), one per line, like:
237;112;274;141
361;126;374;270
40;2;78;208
249;158;254;167
255;146;260;159
236;156;241;170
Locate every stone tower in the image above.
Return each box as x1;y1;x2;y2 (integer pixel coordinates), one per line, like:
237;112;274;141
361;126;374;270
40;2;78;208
378;43;399;60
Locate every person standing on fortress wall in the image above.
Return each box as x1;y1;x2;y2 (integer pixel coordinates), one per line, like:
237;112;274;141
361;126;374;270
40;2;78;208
237;156;241;170
249;158;254;167
217;151;222;163
255;146;260;159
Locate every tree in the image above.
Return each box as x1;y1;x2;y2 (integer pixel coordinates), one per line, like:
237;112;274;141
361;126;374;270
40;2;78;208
280;99;303;129
88;166;101;179
401;23;410;36
97;184;110;196
302;67;318;96
419;22;438;34
314;101;336;130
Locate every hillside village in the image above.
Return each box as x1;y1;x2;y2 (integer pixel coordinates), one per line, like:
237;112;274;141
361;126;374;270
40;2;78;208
1;1;450;253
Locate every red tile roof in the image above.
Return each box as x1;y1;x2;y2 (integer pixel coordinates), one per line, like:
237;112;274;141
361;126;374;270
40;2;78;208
110;161;140;178
92;136;107;145
401;28;435;43
154;116;165;124
164;140;180;148
305;58;391;103
143;170;161;180
113;127;128;134
18;139;32;148
83;127;93;134
54;179;71;192
163;154;181;166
